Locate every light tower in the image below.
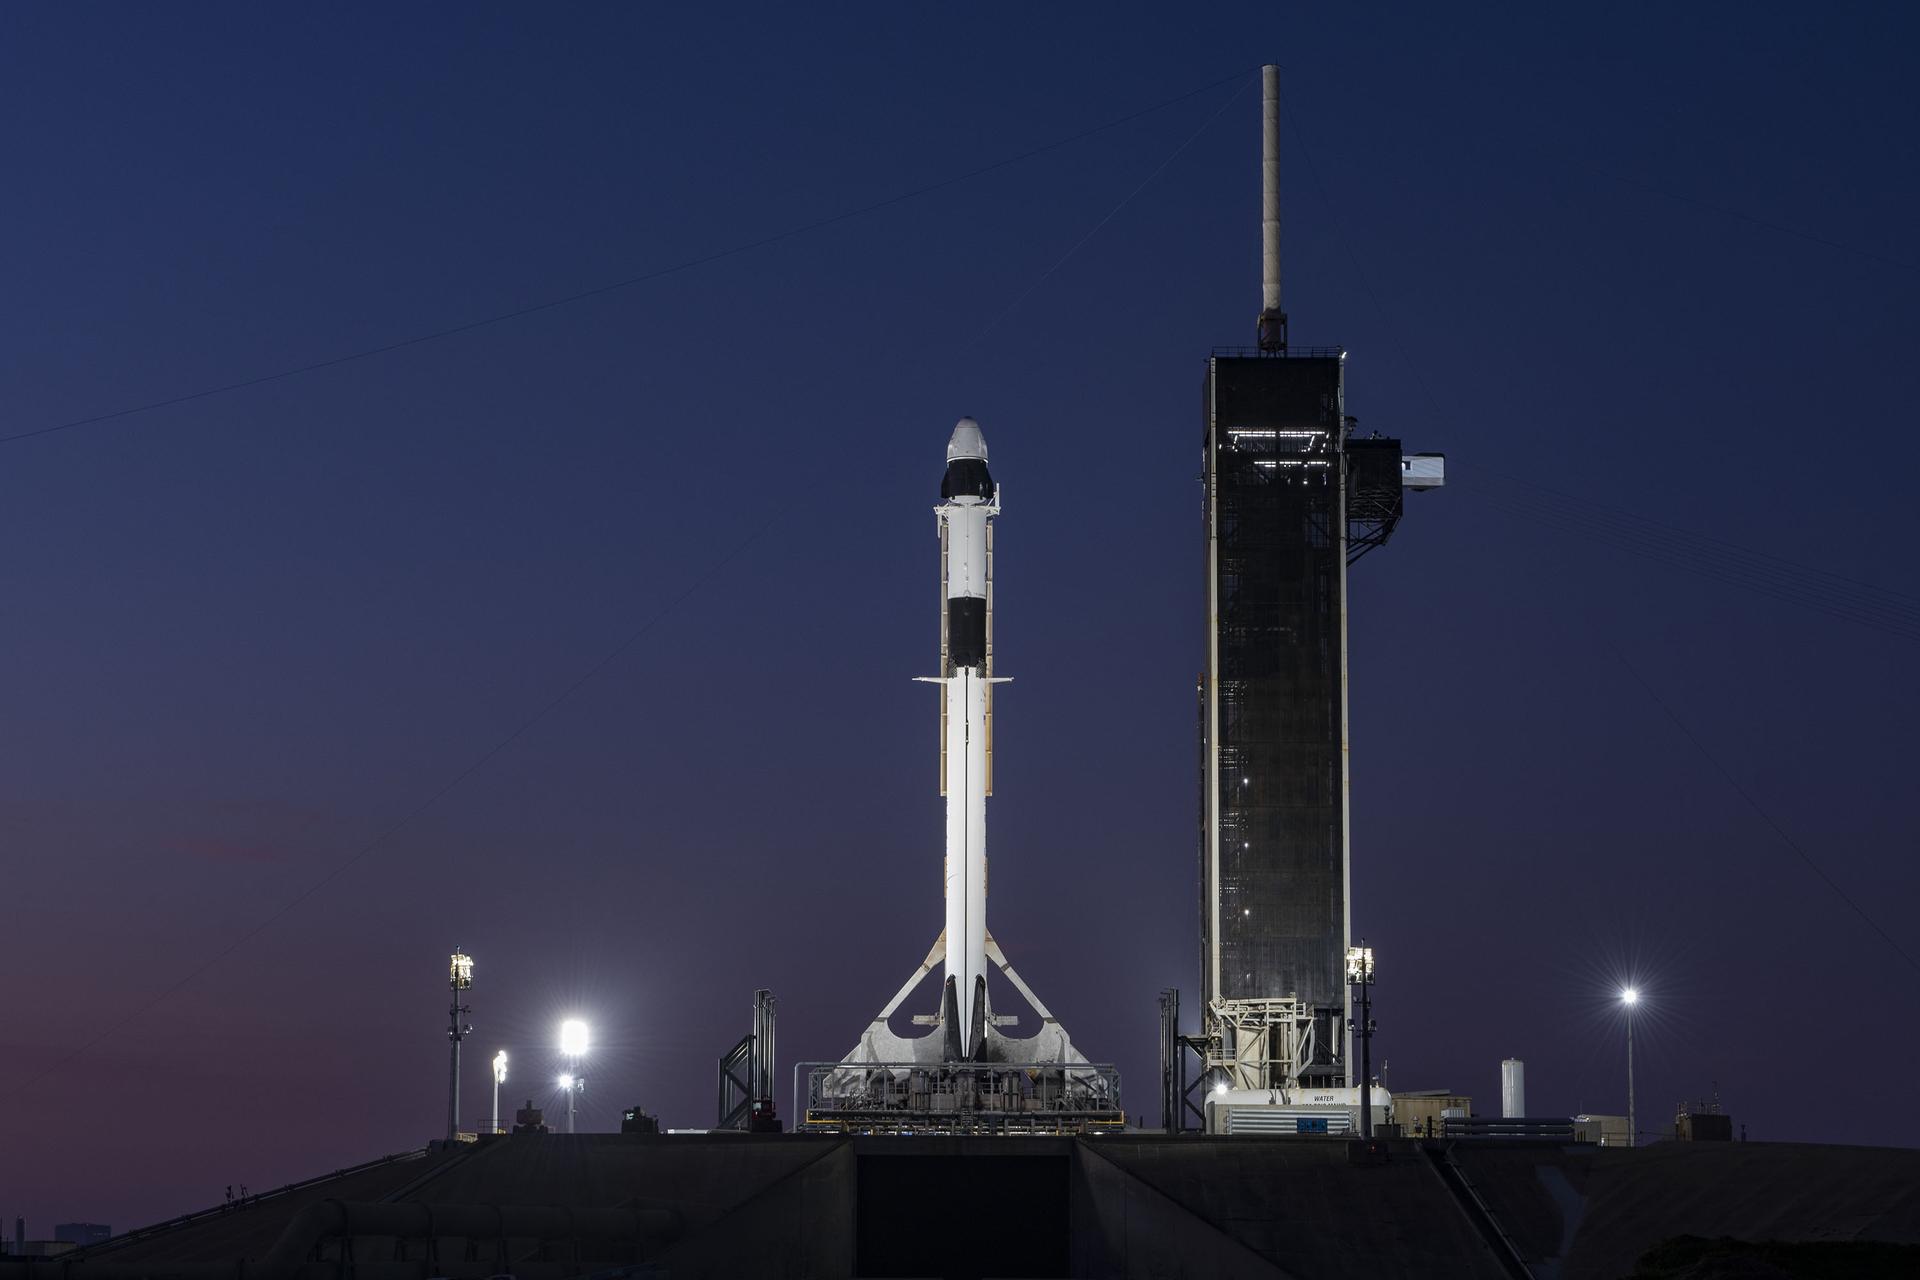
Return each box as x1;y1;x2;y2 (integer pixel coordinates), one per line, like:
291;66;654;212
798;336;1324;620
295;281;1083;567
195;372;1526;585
1346;944;1377;1138
445;951;474;1141
559;1018;588;1134
491;1050;508;1135
1621;987;1639;1146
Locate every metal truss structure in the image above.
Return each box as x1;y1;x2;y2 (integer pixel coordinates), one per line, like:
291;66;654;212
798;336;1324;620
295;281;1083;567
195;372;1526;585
716;989;779;1132
1168;996;1331;1132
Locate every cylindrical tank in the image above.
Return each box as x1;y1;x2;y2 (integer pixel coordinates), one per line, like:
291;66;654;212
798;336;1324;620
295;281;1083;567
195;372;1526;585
1501;1058;1526;1118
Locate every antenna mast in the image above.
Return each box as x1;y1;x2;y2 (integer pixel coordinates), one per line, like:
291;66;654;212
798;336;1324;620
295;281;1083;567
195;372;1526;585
1257;64;1288;352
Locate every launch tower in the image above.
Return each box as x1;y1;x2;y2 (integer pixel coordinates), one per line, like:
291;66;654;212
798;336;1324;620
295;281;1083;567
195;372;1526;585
1197;66;1443;1098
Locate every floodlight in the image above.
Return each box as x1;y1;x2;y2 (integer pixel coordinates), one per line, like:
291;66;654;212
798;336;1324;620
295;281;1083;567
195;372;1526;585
558;1073;573;1090
1345;945;1375;982
493;1050;508;1084
1620;986;1641;1146
449;951;474;990
560;1018;589;1057
1213;1081;1229;1096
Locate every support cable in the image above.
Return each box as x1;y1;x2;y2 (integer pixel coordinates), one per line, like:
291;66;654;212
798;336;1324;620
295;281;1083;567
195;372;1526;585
0;66;1255;450
1283;87;1918;644
1605;640;1919;977
1593;166;1919;277
1484;475;1919;619
5;72;1248;1100
961;74;1257;351
1284;94;1920;974
1482;487;1920;644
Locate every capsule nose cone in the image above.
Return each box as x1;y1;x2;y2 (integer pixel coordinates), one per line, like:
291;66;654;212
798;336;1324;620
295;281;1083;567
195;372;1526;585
946;418;988;463
941;417;995;502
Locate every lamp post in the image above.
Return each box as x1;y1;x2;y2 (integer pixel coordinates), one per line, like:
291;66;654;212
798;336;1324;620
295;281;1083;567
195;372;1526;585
1346;943;1376;1140
491;1051;508;1135
1621;987;1639;1147
559;1018;589;1134
446;951;474;1141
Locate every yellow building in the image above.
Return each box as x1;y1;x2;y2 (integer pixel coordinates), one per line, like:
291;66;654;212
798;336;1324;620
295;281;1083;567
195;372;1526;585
1394;1090;1472;1138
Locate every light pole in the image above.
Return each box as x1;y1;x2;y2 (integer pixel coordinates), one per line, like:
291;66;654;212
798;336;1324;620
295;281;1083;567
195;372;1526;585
491;1051;508;1135
1621;987;1639;1147
559;1018;589;1134
446;951;474;1141
1346;944;1377;1139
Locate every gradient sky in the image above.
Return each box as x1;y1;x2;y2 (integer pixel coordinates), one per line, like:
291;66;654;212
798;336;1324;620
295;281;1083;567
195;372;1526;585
5;1;1917;1234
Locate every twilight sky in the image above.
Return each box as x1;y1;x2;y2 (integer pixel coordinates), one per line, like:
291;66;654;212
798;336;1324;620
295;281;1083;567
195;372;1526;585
4;1;1917;1233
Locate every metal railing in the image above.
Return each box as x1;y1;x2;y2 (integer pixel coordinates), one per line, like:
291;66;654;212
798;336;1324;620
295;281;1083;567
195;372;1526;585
1211;345;1346;359
1441;1115;1579;1141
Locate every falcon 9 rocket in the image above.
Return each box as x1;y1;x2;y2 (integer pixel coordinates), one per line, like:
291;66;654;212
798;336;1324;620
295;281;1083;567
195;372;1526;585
933;417;1001;1050
834;419;1086;1068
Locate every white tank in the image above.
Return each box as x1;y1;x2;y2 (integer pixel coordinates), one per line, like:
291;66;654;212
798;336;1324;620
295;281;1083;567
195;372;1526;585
1501;1058;1526;1118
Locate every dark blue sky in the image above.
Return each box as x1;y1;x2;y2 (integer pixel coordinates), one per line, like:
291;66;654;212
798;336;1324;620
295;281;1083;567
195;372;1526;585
5;2;1916;1230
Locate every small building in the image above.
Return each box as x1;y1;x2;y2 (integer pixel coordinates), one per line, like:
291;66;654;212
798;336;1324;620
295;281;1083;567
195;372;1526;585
1676;1108;1734;1142
54;1226;111;1248
1394;1090;1472;1139
1575;1114;1631;1147
511;1098;548;1134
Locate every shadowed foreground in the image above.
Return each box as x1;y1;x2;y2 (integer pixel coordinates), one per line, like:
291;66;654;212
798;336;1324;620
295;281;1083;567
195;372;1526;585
8;1135;1918;1278
1631;1235;1920;1279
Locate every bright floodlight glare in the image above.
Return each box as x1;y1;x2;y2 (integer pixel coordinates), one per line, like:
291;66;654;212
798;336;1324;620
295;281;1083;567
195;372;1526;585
1621;987;1640;1006
557;1073;573;1089
560;1018;589;1057
1213;1081;1229;1096
493;1050;508;1084
1345;946;1375;982
448;951;474;990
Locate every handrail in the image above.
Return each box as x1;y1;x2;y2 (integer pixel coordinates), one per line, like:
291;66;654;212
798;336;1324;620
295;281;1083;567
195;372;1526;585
1211;345;1345;358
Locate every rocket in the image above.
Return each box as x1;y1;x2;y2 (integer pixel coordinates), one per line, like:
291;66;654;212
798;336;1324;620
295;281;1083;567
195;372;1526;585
928;417;1004;1057
836;418;1085;1070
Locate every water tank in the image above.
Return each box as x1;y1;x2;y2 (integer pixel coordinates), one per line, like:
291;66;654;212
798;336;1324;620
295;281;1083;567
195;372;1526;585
1501;1058;1526;1118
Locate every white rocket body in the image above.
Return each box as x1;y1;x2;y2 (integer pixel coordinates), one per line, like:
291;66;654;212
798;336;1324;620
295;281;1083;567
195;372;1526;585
941;667;989;1039
833;418;1088;1072
936;418;997;1045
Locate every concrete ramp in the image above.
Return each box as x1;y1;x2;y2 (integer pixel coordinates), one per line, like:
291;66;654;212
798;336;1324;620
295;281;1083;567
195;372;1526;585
1451;1140;1920;1280
1086;1138;1513;1278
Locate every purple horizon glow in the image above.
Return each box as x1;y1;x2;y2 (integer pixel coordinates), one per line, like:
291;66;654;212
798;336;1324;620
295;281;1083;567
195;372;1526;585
4;2;1917;1234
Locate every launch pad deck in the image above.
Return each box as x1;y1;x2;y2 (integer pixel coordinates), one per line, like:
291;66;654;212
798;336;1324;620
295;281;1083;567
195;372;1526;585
796;1059;1124;1135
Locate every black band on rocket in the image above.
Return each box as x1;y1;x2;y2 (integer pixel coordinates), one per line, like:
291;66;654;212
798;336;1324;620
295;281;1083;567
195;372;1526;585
947;597;987;670
941;458;995;502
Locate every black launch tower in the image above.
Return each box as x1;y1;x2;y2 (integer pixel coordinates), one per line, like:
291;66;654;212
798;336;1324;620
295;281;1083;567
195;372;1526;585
1197;67;1441;1091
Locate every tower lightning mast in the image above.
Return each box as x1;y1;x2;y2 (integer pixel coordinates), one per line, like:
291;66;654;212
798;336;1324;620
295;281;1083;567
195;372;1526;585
1192;65;1444;1125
